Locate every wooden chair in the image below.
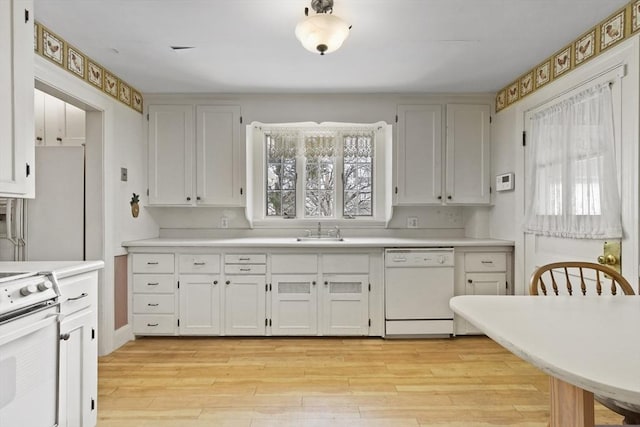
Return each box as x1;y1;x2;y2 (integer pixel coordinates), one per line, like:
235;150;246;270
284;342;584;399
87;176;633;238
529;261;640;425
529;261;634;296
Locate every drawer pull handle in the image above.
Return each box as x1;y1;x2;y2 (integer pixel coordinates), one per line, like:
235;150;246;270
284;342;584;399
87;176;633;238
60;333;71;341
147;323;159;327
147;282;159;286
226;280;231;285
147;303;159;307
240;267;251;272
194;262;206;266
481;261;494;264
68;292;88;301
147;261;159;265
239;257;251;261
213;280;218;285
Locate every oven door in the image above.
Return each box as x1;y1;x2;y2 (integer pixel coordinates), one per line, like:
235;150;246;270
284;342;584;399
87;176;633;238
0;305;59;427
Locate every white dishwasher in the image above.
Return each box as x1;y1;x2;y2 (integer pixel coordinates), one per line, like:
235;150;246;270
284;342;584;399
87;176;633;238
385;248;454;337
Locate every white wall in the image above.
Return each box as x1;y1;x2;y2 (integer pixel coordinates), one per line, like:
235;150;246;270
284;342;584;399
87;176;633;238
491;36;640;293
144;93;494;237
34;55;159;355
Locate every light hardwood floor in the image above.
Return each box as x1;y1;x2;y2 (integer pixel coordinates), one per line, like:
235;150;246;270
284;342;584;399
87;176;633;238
97;336;623;427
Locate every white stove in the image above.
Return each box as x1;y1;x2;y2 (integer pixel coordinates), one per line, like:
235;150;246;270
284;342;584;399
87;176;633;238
0;271;61;426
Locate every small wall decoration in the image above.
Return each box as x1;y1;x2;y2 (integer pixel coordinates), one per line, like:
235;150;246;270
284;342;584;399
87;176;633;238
600;10;625;51
130;193;140;218
535;60;551;89
132;91;143;112
87;61;103;89
519;72;534;97
119;81;131;106
506;81;519;105
553;47;572;78
574;30;596;65
67;47;85;78
632;0;640;33
42;29;63;65
496;90;506;111
104;71;118;98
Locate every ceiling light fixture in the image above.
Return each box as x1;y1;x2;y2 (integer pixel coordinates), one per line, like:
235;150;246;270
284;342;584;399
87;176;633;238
295;0;351;55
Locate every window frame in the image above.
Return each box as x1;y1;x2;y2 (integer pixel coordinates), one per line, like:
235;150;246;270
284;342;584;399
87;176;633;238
247;121;392;228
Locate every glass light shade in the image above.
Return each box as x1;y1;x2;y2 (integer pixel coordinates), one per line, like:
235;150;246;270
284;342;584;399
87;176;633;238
295;13;350;55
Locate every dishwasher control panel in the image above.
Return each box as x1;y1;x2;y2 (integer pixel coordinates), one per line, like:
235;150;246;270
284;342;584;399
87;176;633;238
385;248;454;267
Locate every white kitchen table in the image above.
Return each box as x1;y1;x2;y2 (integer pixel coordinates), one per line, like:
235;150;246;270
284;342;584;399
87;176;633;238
450;295;640;427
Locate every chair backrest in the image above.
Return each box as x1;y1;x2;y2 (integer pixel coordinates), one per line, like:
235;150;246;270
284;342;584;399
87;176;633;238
529;261;635;296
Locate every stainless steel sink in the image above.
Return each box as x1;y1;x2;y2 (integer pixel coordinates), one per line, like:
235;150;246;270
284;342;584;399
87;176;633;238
296;236;344;242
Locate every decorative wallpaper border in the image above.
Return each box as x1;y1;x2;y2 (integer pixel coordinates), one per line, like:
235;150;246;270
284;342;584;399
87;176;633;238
496;0;640;112
34;21;143;114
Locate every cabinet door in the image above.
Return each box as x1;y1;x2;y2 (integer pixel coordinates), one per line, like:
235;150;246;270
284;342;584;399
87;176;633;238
196;105;242;206
34;89;45;145
445;104;491;204
224;275;266;335
396;105;442;204
63;103;86;145
465;272;507;296
44;94;65;145
322;274;369;336
59;308;97;427
179;274;221;335
0;0;33;197
463;272;506;334
271;274;318;335
148;105;194;205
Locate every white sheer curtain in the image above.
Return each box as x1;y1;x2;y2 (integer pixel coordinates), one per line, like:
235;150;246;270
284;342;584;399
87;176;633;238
523;83;622;238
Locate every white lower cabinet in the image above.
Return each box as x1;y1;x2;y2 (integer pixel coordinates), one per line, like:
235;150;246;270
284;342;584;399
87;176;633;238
271;274;318;335
58;271;98;427
132;254;177;335
224;274;266;335
322;274;369;336
179;274;221;335
454;249;511;335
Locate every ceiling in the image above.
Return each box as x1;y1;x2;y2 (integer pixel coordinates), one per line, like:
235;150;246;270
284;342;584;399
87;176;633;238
33;0;630;94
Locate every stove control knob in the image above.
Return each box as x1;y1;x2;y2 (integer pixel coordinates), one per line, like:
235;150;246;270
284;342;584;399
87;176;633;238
20;284;38;296
38;281;53;292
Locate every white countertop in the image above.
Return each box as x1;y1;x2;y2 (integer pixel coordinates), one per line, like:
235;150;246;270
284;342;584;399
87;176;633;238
122;237;514;248
0;260;104;279
450;295;640;407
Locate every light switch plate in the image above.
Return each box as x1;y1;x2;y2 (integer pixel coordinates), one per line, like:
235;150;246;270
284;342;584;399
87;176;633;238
120;167;128;182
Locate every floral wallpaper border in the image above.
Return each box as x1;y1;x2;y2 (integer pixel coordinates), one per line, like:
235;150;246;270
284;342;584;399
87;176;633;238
496;0;640;112
34;21;143;114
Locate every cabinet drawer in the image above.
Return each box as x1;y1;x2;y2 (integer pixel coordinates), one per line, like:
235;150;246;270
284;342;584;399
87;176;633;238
224;254;266;264
271;254;318;274
323;254;369;274
133;274;175;293
133;294;175;314
133;315;176;335
59;274;95;315
224;264;267;274
179;254;221;274
132;254;174;273
465;252;507;272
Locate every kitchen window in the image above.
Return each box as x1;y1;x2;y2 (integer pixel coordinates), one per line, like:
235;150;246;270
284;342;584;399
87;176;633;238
523;83;622;238
247;122;392;227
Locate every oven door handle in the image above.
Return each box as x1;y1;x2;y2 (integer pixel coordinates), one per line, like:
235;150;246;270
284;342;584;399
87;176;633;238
0;306;59;347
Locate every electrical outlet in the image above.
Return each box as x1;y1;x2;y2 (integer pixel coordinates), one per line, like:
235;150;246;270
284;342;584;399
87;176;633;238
220;217;229;229
407;217;418;228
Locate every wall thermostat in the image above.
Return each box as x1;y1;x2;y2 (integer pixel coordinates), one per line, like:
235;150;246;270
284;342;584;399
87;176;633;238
496;173;514;191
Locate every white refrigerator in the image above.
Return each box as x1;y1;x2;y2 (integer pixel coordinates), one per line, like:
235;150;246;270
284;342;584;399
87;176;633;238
26;146;84;261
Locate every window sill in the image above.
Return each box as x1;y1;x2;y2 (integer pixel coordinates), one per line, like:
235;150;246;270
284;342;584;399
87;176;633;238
249;218;389;229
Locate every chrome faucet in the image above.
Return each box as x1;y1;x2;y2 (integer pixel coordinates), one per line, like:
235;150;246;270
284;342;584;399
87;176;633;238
334;226;341;240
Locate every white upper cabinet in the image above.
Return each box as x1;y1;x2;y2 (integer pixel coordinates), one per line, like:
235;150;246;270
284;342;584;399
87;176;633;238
445;104;491;204
0;0;34;197
395;104;491;205
148;104;242;206
148;105;194;205
196;105;242;206
396;105;443;205
34;90;86;146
